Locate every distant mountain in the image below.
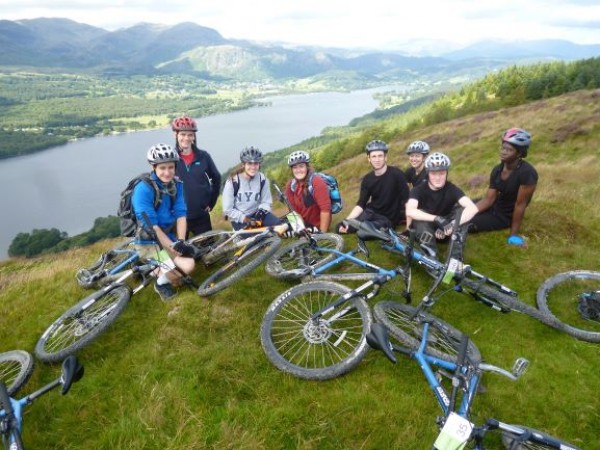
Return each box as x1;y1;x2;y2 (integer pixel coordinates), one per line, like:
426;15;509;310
0;18;598;79
441;39;600;61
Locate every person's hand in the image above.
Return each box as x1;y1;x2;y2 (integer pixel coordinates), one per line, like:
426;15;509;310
338;221;349;234
255;208;268;221
433;216;453;238
507;235;527;248
171;240;196;257
306;225;321;234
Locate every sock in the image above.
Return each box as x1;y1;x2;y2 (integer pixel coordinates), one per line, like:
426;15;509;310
157;274;170;285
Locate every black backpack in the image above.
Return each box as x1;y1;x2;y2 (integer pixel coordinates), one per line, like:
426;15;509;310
117;173;174;237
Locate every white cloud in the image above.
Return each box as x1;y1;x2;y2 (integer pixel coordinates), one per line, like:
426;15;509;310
2;0;599;49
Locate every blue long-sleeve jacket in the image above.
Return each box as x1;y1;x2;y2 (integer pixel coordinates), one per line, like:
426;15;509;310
132;172;186;243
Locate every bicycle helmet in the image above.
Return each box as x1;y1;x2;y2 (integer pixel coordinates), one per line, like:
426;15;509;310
365;139;389;154
406;140;430;155
288;150;310;167
240;146;263;163
172;116;198;132
147;143;180;164
502;128;531;157
424;152;451;171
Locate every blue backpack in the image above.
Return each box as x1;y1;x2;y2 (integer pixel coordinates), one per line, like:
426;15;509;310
291;172;343;214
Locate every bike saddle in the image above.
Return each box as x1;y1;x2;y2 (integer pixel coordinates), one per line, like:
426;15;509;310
354;221;392;243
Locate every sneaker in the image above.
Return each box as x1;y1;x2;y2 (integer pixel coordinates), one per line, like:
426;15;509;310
154;281;177;302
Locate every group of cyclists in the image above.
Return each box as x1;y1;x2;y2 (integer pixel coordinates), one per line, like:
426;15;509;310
132;114;537;301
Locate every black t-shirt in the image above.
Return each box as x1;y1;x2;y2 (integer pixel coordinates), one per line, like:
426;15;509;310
404;166;427;187
357;166;409;226
488;160;538;218
409;180;465;217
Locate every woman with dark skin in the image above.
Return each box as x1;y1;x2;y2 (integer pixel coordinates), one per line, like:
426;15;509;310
470;128;538;248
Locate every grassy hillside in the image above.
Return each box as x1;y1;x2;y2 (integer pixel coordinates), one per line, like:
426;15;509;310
1;89;599;449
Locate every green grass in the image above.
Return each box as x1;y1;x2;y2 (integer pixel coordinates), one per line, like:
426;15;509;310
2;89;600;449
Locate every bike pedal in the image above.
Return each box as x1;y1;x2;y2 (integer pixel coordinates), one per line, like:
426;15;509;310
512;357;530;378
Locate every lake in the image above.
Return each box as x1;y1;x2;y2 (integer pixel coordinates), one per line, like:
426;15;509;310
0;85;406;259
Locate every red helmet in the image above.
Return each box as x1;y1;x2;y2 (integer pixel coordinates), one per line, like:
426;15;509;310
172;116;197;132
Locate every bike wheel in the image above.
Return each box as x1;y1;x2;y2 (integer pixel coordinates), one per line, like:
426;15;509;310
536;270;600;343
501;424;581;449
197;235;282;297
265;233;345;280
373;301;482;363
260;281;372;380
187;230;231;261
460;276;600;343
35;285;131;363
0;350;34;396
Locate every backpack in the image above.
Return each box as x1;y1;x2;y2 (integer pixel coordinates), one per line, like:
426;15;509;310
117;173;175;237
232;173;266;198
292;171;343;214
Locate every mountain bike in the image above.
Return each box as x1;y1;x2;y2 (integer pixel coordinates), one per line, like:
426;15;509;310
537;270;600;339
366;314;580;449
36;218;198;364
263;182;349;281
188;221;286;297
260;225;482;380
0;354;84;450
0;351;34;397
351;218;600;343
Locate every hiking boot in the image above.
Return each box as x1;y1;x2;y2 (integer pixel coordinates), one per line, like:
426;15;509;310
154;281;177;302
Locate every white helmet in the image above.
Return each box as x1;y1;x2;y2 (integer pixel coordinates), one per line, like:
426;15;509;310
406;140;430;155
425;152;451;171
288;150;310;167
147;143;179;165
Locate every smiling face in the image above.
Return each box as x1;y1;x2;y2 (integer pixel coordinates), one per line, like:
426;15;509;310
243;161;260;177
176;131;195;153
408;152;426;170
153;162;176;183
291;163;308;181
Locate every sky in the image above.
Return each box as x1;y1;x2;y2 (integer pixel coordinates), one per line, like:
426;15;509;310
2;0;600;53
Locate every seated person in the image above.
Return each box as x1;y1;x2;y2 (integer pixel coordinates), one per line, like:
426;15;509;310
337;139;409;233
132;144;196;301
285;150;331;232
469;128;538;248
404;140;430;188
222;146;281;230
405;152;478;259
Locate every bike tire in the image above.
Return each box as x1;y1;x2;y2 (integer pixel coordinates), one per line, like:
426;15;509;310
0;350;34;396
264;233;345;280
460;276;600;343
35;285;131;364
501;424;581;449
373;301;482;363
260;281;372;380
197;235;282;297
536;270;600;343
187;230;231;262
0;384;25;450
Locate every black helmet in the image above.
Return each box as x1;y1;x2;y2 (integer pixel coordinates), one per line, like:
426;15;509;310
502;128;531;157
240;146;263;163
406;140;430;155
365;140;389;154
